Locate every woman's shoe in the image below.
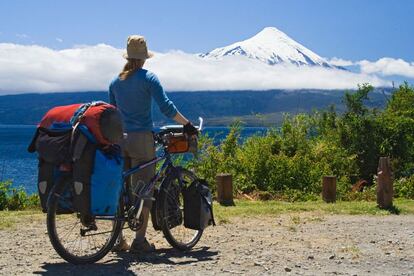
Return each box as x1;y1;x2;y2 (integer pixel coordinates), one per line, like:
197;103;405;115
129;238;156;254
111;238;130;252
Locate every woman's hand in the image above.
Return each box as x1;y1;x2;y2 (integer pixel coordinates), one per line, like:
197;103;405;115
183;122;198;136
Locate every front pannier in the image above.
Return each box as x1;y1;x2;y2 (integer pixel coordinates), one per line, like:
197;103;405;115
183;179;215;230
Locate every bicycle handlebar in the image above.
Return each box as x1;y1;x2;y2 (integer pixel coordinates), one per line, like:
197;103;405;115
154;117;203;145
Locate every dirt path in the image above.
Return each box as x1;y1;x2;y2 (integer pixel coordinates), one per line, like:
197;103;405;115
0;213;413;275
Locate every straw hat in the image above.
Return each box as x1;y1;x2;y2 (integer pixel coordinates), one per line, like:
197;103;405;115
123;35;154;59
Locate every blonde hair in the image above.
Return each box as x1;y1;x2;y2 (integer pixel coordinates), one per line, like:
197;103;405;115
119;58;145;80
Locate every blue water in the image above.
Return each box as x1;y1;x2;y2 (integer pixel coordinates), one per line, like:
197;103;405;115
0;125;267;194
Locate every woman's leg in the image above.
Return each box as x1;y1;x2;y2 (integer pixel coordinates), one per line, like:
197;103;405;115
124;132;156;250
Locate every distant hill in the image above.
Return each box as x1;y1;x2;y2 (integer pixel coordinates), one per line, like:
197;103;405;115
0;89;390;126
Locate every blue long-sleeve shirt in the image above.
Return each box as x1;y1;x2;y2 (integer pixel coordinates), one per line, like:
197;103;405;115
109;69;178;132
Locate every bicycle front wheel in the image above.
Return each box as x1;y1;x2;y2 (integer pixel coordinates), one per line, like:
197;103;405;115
46;175;123;264
159;167;203;251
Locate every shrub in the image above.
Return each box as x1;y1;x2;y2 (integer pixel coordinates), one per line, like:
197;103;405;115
0;180;40;211
0;181;11;210
394;176;414;199
189;83;414;201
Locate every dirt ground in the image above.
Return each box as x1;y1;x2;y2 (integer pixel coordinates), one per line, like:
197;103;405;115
0;213;413;275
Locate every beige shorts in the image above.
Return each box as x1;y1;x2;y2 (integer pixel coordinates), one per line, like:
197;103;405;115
121;131;156;208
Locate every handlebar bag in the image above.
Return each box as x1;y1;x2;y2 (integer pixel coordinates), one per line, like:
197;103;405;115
183;179;216;230
166;134;190;153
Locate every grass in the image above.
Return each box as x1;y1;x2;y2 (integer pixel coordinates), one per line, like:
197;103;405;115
1;199;414;229
0;210;43;230
213;198;414;223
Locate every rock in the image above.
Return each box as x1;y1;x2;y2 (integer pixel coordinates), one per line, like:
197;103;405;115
284;267;292;272
307;255;314;260
329;254;335;260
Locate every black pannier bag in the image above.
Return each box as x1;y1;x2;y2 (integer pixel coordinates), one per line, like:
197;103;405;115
150;187;162;231
183;179;216;230
71;136;95;217
35;128;72;164
30;127;74;213
151;178;183;231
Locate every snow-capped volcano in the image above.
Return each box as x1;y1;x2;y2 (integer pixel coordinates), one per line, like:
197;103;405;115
201;27;333;68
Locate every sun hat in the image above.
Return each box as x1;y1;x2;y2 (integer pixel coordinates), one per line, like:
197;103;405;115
123;35;154;59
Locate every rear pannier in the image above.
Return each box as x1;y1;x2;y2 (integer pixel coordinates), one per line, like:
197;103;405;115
183;179;215;230
28;102;124;216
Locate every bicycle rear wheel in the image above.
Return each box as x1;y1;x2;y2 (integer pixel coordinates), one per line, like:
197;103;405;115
159;167;203;251
46;175;123;264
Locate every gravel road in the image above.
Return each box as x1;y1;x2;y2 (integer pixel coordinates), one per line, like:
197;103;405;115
0;213;413;275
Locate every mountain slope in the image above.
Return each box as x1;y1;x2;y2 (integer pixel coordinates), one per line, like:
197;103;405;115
0;90;389;126
201;27;333;68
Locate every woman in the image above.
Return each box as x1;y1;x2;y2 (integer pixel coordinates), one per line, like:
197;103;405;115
109;35;197;253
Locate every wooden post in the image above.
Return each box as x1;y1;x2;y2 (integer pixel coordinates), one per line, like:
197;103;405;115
377;157;393;209
216;173;234;205
322;176;336;203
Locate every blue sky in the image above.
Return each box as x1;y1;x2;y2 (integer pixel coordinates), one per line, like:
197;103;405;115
0;0;413;60
0;0;413;93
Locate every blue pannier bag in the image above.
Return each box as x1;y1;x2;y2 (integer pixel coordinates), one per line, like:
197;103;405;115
72;126;124;217
90;149;123;215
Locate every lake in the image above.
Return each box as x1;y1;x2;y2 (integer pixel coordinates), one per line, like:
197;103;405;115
0;125;267;194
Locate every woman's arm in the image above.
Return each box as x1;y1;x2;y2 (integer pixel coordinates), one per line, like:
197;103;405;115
173;111;189;125
147;72;196;133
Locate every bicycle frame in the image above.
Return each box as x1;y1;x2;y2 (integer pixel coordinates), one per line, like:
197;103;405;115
119;146;174;222
99;117;204;222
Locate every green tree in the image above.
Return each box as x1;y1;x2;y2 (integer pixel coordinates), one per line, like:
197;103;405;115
338;84;381;183
379;82;414;176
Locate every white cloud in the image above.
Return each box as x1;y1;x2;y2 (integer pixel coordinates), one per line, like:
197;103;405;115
359;58;414;78
56;38;63;43
328;57;355;67
0;43;394;94
145;51;388;91
0;43;124;93
16;33;29;39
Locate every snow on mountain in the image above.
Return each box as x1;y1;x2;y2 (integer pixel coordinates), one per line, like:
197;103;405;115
201;27;334;68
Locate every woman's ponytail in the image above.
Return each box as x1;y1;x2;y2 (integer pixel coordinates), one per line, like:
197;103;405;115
119;59;145;80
